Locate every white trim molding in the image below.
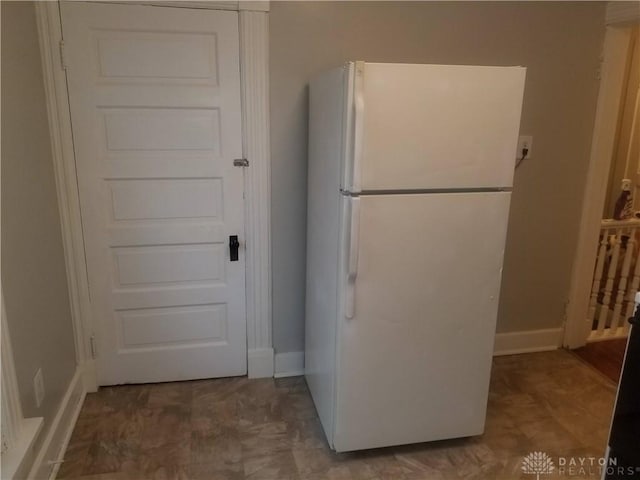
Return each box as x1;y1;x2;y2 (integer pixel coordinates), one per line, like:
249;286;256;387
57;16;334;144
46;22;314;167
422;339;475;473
1;418;43;480
35;1;273;382
1;290;23;456
606;2;640;25
564;26;634;349
35;1;97;392
127;1;269;11
248;348;275;378
493;328;563;356
27;369;85;480
239;9;274;378
239;1;269;12
274;351;304;378
1;290;44;480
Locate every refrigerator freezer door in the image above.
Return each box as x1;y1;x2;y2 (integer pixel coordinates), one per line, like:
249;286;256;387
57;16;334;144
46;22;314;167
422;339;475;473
346;63;525;192
333;191;511;452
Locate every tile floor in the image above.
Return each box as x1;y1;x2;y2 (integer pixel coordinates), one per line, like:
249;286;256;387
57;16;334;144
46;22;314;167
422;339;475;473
56;350;617;480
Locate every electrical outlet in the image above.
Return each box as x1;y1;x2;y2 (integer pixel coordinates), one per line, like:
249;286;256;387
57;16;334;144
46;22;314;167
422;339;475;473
517;135;533;160
34;368;45;408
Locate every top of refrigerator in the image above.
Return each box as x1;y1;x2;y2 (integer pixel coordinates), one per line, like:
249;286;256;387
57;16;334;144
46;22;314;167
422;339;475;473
340;62;526;194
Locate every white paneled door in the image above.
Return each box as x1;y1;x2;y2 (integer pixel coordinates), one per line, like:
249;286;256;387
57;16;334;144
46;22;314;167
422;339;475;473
61;2;246;385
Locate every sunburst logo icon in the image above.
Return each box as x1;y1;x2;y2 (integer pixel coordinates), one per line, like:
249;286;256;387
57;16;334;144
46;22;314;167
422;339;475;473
522;451;555;480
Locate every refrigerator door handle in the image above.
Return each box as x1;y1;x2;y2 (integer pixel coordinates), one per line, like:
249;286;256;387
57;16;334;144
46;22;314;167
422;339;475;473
351;62;365;193
345;196;360;319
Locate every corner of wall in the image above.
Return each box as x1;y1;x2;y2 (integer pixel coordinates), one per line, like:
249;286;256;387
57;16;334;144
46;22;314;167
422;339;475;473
274;351;304;378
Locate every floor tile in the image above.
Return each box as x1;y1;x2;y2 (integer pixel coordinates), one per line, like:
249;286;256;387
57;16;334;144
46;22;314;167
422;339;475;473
147;382;193;409
241;421;292;459
243;451;300;480
188;461;244;480
57;350;617;480
192;427;242;465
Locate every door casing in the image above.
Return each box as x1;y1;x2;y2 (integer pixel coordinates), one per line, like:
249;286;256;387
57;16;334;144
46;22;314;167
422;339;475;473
564;7;640;349
35;0;273;391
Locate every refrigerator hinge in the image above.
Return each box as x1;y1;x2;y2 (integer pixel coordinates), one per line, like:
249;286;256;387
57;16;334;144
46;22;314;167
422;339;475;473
59;40;68;70
233;158;249;167
89;335;97;359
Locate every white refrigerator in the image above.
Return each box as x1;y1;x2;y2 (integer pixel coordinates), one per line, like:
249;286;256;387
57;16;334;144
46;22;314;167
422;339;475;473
305;62;526;452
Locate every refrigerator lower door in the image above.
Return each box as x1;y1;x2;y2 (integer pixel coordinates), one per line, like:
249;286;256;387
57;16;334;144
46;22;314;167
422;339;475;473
333;191;511;452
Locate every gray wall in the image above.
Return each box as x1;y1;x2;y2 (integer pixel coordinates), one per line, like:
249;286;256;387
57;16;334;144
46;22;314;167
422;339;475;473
270;1;606;354
1;0;77;434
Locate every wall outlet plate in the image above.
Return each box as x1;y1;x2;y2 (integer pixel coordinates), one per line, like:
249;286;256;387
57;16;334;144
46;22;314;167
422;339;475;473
34;368;45;408
517;135;533;160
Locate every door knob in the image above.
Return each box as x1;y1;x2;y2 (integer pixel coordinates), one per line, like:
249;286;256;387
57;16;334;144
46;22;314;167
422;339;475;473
229;235;240;261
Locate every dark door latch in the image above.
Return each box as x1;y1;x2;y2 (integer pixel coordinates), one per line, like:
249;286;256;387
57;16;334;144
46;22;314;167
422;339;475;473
229;235;240;261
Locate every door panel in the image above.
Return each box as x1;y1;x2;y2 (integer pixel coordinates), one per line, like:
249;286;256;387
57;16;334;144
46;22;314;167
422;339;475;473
354;63;525;191
334;192;511;451
94;31;218;82
102;108;221;152
61;2;246;384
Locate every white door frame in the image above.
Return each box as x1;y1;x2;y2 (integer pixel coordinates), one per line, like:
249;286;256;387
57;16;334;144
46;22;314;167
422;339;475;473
35;0;274;391
564;4;640;349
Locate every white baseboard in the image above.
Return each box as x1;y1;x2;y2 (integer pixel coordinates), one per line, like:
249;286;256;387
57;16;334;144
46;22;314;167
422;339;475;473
247;348;274;378
274;351;304;378
267;330;561;379
27;367;86;480
493;328;563;356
